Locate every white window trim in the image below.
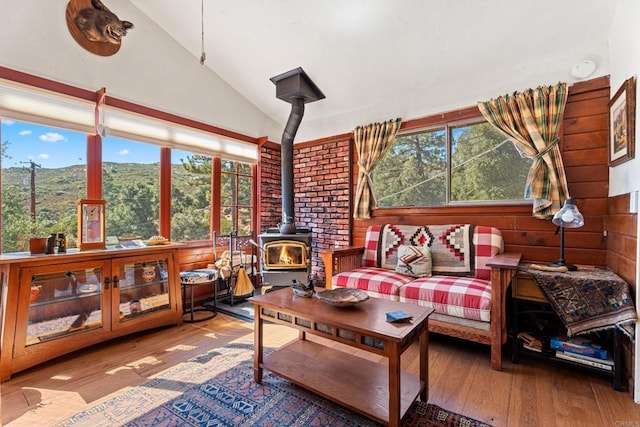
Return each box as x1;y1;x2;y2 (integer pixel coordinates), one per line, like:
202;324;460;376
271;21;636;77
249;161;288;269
0;77;258;165
0;78;94;134
102;105;257;164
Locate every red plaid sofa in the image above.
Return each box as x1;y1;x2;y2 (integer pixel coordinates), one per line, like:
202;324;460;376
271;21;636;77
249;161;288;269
320;224;520;370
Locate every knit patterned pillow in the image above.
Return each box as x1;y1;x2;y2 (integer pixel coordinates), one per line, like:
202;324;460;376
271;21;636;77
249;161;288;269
396;245;432;278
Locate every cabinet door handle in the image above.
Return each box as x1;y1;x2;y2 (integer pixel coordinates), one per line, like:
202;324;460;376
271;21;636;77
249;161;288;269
104;276;110;290
113;275;119;288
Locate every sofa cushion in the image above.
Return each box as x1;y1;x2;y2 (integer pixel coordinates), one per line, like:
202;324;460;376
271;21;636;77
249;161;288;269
395;245;432;278
333;267;413;301
399;276;492;322
473;225;504;280
362;225;384;267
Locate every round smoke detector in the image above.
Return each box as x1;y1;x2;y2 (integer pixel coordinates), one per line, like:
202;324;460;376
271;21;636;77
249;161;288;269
571;59;596;79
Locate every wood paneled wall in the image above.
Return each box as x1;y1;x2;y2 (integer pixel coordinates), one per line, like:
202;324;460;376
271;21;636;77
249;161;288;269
605;193;637;286
605;192;638;393
349;77;611;268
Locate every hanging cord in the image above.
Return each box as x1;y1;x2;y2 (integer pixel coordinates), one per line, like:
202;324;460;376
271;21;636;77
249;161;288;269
199;0;206;65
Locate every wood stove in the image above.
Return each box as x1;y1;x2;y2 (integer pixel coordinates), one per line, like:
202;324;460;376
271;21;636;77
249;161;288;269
259;230;311;286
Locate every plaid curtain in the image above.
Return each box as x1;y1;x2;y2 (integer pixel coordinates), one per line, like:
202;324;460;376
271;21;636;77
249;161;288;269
353;118;402;219
478;83;569;218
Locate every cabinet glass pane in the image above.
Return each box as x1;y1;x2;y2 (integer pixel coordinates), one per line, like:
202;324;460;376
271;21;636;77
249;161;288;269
27;268;103;346
118;259;170;321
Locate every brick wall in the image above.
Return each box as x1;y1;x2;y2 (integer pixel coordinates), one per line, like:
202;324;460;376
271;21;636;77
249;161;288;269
259;143;282;230
257;136;351;284
293;137;352;281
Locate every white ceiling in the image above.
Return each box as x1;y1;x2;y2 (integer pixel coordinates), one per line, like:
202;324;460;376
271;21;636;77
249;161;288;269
129;0;617;143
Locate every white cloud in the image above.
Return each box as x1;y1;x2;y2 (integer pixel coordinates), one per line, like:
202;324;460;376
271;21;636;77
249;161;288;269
38;153;50;159
3;120;15;125
19;130;32;136
39;132;66;142
118;149;130;155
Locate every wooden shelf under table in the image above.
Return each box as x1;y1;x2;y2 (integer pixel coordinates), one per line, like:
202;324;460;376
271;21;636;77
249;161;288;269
262;339;423;424
250;288;433;426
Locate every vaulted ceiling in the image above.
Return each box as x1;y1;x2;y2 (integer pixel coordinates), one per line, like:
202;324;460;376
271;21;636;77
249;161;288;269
129;0;617;143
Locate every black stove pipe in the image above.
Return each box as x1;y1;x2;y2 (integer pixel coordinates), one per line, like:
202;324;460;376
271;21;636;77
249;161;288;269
270;67;324;235
279;97;305;234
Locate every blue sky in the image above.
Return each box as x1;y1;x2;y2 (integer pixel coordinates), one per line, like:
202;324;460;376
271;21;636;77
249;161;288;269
1;120;191;169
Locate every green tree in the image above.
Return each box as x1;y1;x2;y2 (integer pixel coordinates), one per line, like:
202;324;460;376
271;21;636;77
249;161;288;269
374;130;446;207
0;140;33;251
221;160;253;235
451;123;531;201
373;123;532;207
106;181;159;238
1;185;34;252
181;154;211;175
172;155;211;240
171;185;210;241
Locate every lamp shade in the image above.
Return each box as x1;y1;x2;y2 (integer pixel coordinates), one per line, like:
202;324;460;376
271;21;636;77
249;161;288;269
552;198;584;229
549;197;584;271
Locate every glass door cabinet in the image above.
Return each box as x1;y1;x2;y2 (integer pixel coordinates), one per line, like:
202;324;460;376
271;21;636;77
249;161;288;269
21;261;109;348
0;246;182;381
112;255;172;328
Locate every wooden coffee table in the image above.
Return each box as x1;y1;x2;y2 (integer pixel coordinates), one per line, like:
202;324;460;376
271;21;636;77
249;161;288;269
249;289;433;426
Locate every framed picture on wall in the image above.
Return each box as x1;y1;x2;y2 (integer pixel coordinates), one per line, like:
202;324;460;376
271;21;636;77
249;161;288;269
608;76;636;167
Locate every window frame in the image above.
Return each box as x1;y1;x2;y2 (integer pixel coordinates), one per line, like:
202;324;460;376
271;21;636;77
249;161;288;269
220;159;254;237
0;68;260;252
101;134;163;242
374;115;533;210
0;118;91;253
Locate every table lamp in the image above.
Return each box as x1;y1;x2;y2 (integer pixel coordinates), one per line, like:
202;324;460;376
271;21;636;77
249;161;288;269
549;197;584;271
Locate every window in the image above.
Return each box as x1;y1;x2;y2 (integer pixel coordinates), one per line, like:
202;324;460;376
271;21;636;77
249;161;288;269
102;136;160;241
0;73;259;252
171;150;212;241
1;119;87;252
374;128;447;207
221;160;253;236
373;120;532;207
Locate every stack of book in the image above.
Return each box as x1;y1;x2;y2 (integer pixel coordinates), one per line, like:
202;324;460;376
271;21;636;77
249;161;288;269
550;335;613;371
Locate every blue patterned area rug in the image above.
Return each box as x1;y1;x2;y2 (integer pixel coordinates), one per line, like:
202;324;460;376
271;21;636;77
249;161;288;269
58;340;490;427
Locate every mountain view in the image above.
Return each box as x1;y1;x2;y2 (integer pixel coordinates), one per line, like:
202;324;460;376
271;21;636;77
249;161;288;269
1;161;211;253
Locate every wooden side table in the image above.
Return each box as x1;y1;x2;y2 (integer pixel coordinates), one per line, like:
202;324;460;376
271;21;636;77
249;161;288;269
511;270;623;391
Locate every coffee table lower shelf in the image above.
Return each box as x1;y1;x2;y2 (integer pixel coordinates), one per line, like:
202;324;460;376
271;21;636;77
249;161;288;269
261;339;423;424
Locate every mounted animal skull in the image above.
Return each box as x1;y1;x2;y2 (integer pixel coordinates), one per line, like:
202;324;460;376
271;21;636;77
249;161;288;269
74;0;133;44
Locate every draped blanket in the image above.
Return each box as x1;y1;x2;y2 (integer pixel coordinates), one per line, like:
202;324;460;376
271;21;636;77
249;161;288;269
524;266;637;338
379;224;474;275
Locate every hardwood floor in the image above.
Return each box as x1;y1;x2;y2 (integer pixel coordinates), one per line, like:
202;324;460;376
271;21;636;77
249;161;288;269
2;313;639;426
